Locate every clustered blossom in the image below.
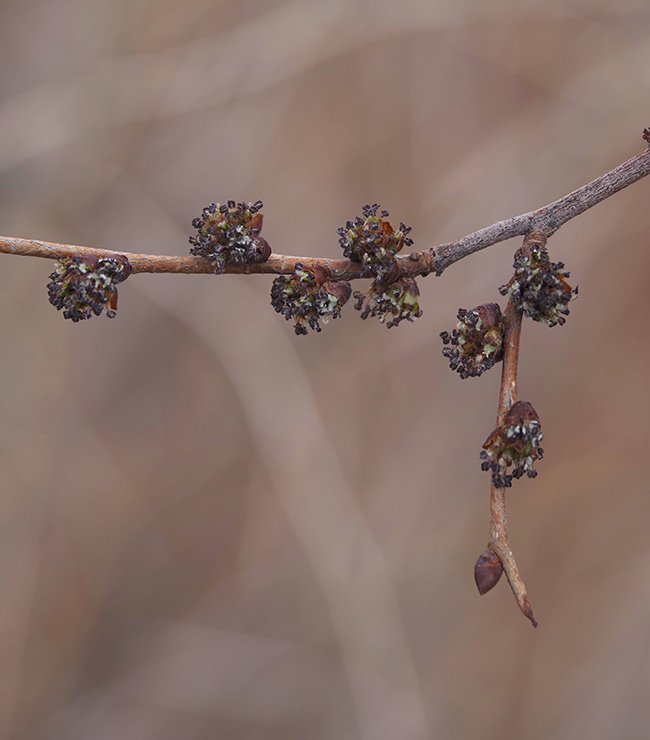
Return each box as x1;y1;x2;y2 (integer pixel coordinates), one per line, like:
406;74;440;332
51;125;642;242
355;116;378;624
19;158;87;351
499;242;577;327
440;303;504;378
337;204;413;279
47;255;132;322
189;200;271;273
480;401;544;488
271;263;351;335
353;275;422;328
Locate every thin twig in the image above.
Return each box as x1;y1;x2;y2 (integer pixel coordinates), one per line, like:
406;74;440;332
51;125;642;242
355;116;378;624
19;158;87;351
486;232;545;629
432;146;650;274
0;139;648;277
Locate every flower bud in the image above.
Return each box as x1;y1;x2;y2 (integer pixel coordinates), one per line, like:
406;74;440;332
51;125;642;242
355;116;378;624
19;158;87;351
480;401;544;488
474;548;504;595
499;241;577;327
323;278;352;307
189;200;270;273
47;255;131;322
337;204;413;279
353;275;422;328
270;263;351;335
440;303;504;378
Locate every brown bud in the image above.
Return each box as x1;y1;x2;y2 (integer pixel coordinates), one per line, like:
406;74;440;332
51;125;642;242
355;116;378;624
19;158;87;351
311;264;331;286
251;237;271;263
503;400;540;428
474;549;504;595
324;279;352;306
375;260;401;287
475;302;502;330
112;254;133;282
249;212;263;235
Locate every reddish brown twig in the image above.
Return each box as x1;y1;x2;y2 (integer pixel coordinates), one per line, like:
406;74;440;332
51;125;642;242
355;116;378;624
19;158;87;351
484;232;546;629
0;138;648;278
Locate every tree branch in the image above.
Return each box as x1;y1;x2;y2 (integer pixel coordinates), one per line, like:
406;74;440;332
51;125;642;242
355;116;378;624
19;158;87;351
432;146;650;274
0;139;648;278
486;232;543;629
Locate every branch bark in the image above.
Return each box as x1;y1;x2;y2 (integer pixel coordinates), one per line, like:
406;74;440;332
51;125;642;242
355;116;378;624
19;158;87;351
0;140;648;278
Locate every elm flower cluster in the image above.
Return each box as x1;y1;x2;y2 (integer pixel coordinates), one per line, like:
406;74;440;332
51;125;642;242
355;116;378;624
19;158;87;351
480;401;544;489
499;242;577;327
353;275;422;328
337;204;413;278
440;303;504;378
189;200;271;273
47;255;132;322
271;263;351;335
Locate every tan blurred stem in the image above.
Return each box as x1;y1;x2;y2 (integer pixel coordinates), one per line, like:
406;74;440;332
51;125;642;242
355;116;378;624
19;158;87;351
0;138;648;276
486;233;542;629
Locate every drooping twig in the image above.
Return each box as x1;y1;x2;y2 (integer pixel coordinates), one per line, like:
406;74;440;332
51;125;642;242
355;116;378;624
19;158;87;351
485;232;545;629
0;138;648;277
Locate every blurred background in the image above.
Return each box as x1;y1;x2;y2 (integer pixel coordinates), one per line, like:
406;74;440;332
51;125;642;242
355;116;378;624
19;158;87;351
0;1;649;738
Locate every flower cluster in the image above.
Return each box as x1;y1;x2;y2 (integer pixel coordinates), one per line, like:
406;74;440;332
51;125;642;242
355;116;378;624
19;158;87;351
499;242;577;327
353;275;422;328
47;255;132;322
440;303;504;379
337;204;413;279
189;200;271;273
480;401;544;488
271;263;351;335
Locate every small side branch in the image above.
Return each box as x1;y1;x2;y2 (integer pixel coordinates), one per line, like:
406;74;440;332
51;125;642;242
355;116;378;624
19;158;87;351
485;233;544;628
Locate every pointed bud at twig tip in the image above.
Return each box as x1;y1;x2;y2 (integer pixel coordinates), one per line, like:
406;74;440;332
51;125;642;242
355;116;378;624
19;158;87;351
474;549;504;595
522;597;539;628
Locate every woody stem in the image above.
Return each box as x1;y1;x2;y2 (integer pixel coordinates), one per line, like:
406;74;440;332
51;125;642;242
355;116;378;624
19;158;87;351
486;232;545;628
